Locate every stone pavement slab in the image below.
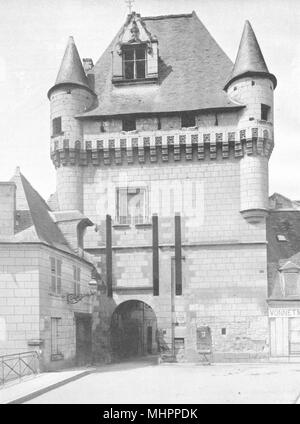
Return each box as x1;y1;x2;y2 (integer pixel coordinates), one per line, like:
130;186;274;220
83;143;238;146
0;368;92;404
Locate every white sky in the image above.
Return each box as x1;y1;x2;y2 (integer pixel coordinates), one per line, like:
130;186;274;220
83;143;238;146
0;0;299;201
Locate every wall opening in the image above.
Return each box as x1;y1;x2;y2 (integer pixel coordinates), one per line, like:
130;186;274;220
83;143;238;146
110;300;158;360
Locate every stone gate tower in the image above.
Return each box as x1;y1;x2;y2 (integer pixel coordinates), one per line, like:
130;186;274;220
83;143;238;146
48;12;276;362
48;37;95;212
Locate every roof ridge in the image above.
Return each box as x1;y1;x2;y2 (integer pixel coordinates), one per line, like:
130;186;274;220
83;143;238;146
20;173;50;212
143;13;194;20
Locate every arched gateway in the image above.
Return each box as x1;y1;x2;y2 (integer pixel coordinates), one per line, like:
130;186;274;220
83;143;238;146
111;300;158;360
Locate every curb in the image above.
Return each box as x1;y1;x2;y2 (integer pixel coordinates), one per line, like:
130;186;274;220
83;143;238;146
7;370;92;404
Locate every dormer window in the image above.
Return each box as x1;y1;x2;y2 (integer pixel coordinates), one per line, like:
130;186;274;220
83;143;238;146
283;272;300;297
280;263;300;297
123;46;146;80
112;13;158;84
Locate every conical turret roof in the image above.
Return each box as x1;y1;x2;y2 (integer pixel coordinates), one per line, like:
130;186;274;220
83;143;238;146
48;36;91;97
224;21;276;90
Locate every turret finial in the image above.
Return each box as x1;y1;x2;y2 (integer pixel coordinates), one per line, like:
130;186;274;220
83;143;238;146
125;0;135;14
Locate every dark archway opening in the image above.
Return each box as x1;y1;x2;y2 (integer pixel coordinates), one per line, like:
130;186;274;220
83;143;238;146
111;300;158;360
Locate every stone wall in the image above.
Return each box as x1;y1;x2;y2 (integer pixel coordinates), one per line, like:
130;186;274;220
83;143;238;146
0;245;40;356
80;149;269;361
82;110;238;135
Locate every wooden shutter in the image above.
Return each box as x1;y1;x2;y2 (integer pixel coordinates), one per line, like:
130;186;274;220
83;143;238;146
147;42;158;78
112;51;123;81
56;260;62;294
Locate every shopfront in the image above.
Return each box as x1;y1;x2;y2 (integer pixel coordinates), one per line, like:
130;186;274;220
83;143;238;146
269;305;300;359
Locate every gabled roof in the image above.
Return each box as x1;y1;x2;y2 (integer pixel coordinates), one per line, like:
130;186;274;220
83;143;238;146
267;209;300;265
79;11;241;118
10;168;73;254
48;36;92;98
224;20;277;90
269;192;300;211
267;199;300;297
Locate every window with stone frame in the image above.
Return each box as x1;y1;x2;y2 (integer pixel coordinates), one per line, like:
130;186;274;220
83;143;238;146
116;187;149;225
122;45;147;80
50;257;62;294
282;271;300;297
261;104;270;121
52;117;62;136
122;117;136;132
73;265;81;296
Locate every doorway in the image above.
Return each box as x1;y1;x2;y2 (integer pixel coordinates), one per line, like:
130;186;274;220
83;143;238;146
111;300;157;360
75;313;92;365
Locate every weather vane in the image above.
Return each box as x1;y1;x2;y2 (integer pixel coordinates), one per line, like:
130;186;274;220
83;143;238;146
125;0;135;14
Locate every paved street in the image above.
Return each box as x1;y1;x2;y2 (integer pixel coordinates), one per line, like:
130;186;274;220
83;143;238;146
25;359;300;404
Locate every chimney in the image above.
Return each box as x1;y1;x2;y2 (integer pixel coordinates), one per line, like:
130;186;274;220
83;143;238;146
0;182;16;237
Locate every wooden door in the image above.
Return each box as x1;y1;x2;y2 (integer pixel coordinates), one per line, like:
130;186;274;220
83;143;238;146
75;314;92;365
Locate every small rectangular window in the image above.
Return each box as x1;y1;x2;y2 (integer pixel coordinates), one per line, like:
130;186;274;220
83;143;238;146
181;113;196;128
116;187;148;225
122;117;136;132
261;104;270;121
52;117;62;136
51;317;62;356
50;258;62;294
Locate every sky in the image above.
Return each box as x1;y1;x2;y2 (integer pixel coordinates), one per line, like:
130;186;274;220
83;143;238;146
0;0;299;201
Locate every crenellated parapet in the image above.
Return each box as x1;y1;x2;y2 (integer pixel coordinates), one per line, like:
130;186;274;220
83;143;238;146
50;122;273;168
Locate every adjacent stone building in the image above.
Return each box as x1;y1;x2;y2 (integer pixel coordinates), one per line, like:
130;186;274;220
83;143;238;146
47;10;277;362
0;168;112;370
267;194;300;361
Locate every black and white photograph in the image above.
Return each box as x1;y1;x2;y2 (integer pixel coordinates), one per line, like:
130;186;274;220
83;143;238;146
0;0;300;409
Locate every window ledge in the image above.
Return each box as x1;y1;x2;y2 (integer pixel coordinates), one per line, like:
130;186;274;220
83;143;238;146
135;223;152;229
112;77;158;86
113;224;131;230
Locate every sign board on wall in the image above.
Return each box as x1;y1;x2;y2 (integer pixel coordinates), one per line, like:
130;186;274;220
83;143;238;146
269;308;300;318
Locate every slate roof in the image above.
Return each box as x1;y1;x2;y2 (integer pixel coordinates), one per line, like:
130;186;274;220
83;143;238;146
79;11;241;118
224;20;277;90
10;169;73;254
267;210;300;266
267;195;300;297
48;36;92;98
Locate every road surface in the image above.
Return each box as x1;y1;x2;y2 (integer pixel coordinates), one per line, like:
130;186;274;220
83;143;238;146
25;360;300;404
